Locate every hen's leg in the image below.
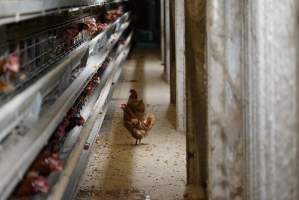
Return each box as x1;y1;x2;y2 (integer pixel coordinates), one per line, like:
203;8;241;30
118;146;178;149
135;139;138;145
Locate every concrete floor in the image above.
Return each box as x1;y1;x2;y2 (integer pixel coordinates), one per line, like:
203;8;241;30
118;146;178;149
76;49;189;200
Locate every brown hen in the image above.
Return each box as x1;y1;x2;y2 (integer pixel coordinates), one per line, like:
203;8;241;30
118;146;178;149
121;89;155;145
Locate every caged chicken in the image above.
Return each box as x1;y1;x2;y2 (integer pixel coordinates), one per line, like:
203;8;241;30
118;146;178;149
50;111;85;149
84;17;98;36
121;89;155;145
13;171;49;198
0;53;21;92
28;151;63;177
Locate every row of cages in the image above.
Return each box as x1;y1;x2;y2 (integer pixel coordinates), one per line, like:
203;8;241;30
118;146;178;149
0;5;130;144
9;27;132;200
0;1;129;105
0;0;131;199
5;15;130;141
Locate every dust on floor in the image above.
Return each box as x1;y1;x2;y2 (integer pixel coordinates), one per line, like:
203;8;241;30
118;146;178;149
76;49;191;200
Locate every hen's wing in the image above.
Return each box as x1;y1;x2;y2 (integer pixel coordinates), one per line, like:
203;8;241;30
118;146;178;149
144;114;155;131
127;100;145;120
123;105;137;122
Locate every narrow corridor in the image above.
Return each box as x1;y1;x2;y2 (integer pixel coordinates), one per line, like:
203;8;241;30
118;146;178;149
76;49;188;200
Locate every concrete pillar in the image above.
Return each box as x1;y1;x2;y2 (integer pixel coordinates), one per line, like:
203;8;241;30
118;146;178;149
207;0;299;199
164;0;170;83
244;1;299;199
175;0;186;132
207;1;244;199
160;0;165;63
185;0;207;190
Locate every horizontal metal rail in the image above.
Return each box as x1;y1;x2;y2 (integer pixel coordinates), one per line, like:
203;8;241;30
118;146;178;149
0;0;128;26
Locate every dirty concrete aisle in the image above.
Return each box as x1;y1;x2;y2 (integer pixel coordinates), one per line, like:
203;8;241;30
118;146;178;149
76;48;187;200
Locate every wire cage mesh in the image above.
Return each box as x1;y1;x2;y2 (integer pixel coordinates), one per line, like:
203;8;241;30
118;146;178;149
0;17;92;103
0;6;128;106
